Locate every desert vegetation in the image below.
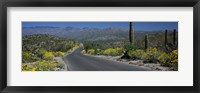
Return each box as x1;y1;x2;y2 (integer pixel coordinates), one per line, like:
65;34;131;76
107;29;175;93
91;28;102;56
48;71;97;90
81;22;178;70
22;22;178;71
22;34;79;71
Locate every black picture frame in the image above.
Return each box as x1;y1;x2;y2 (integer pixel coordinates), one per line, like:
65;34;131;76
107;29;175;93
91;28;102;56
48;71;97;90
0;0;199;93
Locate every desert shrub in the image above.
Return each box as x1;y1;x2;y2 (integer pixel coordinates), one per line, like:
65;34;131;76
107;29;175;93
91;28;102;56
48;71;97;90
22;60;58;71
22;51;36;63
127;48;178;68
43;51;54;60
22;59;66;71
95;48;103;55
171;62;178;70
169;50;178;70
82;49;86;53
170;50;178;63
103;48;114;56
22;51;32;62
23;57;66;71
103;48;123;56
157;49;178;70
88;49;95;55
128;49;145;59
116;48;123;53
35;48;47;58
34;60;58;71
157;52;171;66
142;48;161;63
123;43;136;51
54;51;65;57
22;63;37;71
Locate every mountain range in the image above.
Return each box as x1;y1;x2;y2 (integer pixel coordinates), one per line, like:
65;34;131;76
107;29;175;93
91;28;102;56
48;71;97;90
22;26;165;41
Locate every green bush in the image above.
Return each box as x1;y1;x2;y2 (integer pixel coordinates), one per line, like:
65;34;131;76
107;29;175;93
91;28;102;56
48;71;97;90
88;49;95;55
82;49;86;53
157;52;171;66
36;48;47;59
43;51;54;60
169;50;178;70
103;48;123;56
54;51;65;57
127;48;178;70
22;63;37;71
143;48;161;63
128;48;161;63
34;60;58;71
157;49;178;70
128;49;145;59
170;50;178;63
22;51;36;63
123;43;136;51
22;60;59;71
95;48;102;55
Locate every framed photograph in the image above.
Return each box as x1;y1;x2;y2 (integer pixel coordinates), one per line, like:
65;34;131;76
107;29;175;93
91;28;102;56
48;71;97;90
0;0;199;93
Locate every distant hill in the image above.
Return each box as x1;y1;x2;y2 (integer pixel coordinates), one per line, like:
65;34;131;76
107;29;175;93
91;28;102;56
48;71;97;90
22;34;79;52
22;26;166;41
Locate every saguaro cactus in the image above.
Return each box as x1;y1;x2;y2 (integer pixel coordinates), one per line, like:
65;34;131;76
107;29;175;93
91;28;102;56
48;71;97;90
129;22;134;44
145;34;148;50
121;22;134;59
165;29;177;52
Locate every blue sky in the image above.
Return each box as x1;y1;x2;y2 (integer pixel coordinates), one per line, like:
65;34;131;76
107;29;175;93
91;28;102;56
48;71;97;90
22;22;178;31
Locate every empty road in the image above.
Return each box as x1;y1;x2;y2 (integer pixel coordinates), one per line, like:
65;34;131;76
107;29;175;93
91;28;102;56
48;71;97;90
64;48;151;71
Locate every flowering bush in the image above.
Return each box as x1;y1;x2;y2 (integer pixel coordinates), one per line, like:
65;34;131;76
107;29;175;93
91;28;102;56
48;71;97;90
82;49;86;53
128;48;161;63
35;48;47;59
54;51;65;57
157;52;171;66
34;60;58;71
123;43;135;51
88;49;95;55
95;48;102;55
22;60;59;71
22;63;37;71
157;49;178;70
127;48;178;70
128;49;145;59
22;51;37;63
43;51;54;60
169;50;178;70
144;48;161;63
103;48;123;56
170;50;178;63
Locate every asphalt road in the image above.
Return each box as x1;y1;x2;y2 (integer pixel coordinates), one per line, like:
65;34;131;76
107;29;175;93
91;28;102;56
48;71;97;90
64;48;151;71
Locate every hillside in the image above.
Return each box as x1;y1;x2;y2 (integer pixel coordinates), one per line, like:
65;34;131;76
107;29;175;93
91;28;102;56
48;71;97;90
22;26;177;50
22;34;79;71
23;34;79;52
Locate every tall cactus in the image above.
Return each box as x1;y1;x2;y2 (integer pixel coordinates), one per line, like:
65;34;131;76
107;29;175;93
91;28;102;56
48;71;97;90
165;29;177;52
121;22;134;59
145;34;148;50
129;22;134;44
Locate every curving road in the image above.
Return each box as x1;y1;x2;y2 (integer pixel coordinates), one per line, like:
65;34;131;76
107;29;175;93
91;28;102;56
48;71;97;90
64;48;151;71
